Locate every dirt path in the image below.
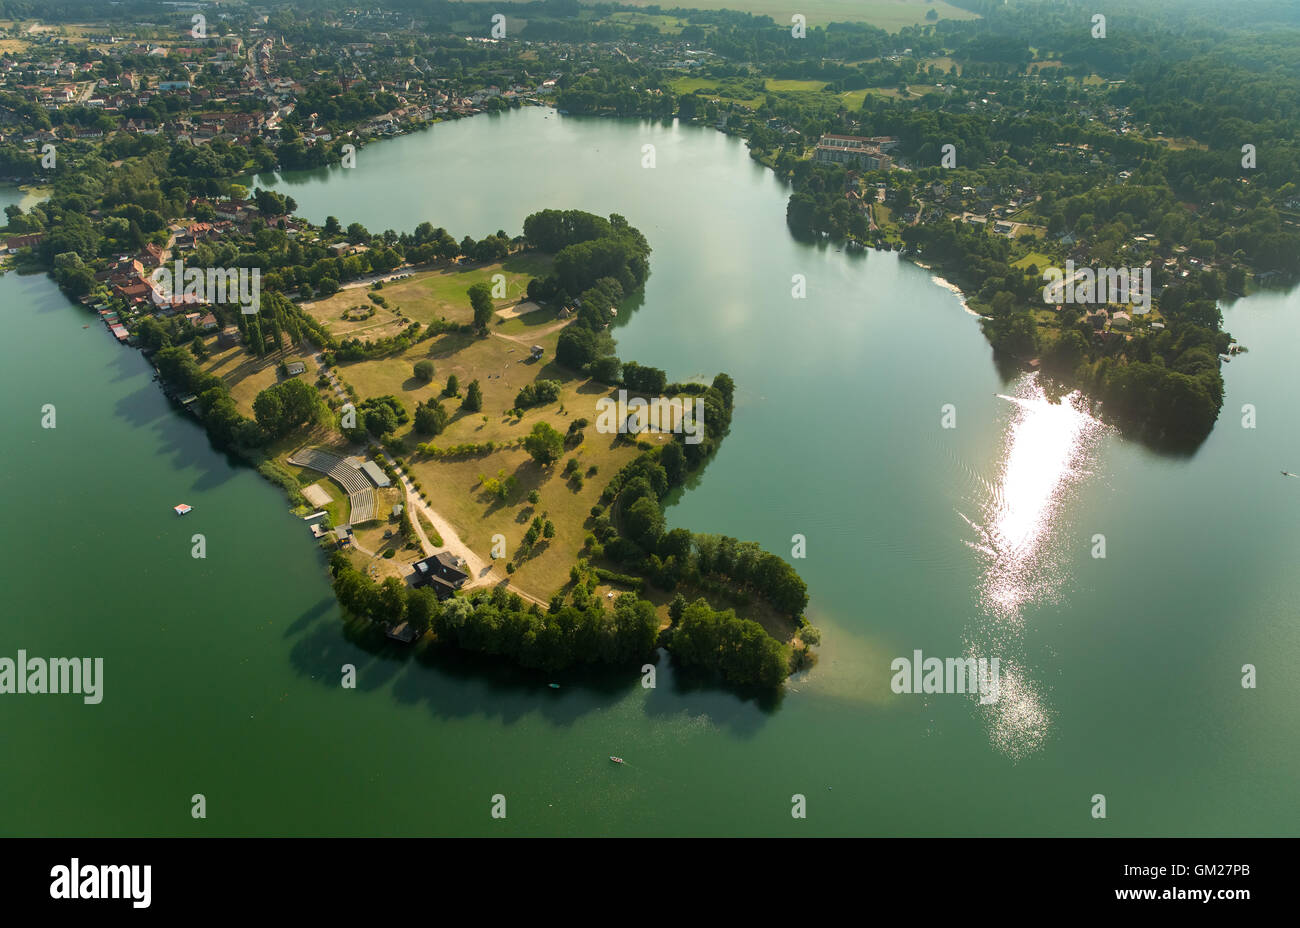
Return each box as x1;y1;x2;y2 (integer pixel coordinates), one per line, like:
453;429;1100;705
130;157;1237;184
491;318;572;346
393;464;549;609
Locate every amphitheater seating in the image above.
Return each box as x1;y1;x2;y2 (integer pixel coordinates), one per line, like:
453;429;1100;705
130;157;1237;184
289;448;381;525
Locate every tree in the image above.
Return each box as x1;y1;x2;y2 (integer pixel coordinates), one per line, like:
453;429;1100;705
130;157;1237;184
413;359;435;383
444;374;460;396
557;325;598;369
253;378;322;437
660;440;686;486
668;593;687;625
524;421;565;466
462;379;483;412
414;399;450;436
468;282;495;329
625;496;665;549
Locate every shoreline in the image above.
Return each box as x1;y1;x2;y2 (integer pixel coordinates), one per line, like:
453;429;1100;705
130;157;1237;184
910;259;986;319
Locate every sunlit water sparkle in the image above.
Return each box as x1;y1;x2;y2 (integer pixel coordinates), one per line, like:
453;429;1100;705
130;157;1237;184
962;376;1109;759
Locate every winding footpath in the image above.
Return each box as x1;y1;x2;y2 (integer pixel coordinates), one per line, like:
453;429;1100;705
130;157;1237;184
392;462;549;609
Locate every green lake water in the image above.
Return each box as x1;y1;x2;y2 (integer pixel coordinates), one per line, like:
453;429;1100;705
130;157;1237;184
2;108;1297;835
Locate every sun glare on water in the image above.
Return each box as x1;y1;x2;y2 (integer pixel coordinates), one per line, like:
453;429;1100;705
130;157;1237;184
965;377;1108;759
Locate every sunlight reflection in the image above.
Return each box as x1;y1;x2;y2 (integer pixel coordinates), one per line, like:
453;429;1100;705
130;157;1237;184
964;376;1107;759
977;378;1106;620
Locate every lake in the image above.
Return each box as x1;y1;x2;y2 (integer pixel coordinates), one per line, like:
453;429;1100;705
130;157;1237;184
2;106;1296;835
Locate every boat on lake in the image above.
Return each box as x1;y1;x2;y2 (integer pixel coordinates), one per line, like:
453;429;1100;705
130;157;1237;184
174;504;193;515
609;756;624;765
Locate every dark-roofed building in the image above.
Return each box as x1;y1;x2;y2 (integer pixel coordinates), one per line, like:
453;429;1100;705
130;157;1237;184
386;622;418;643
411;551;468;599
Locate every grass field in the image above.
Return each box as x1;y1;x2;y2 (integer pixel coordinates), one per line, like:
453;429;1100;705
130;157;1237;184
1152;136;1208;152
1012;251;1054;272
201;340;315;417
838;89;870;110
765;78;828;93
598;11;690;33
668;76;765;108
588;0;979;29
301;253;552;338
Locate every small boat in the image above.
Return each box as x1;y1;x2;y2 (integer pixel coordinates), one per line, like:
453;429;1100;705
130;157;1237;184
173;504;193;515
548;683;560;689
609;756;624;765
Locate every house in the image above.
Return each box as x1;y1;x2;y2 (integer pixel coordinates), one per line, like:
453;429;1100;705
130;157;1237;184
6;232;44;253
285;361;306;376
113;280;153;305
411;551;469;599
198;312;219;330
217;326;241;348
530;345;544;360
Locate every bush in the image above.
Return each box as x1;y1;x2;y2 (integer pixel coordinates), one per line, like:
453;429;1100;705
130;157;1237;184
515;379;561;409
414;360;435;383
